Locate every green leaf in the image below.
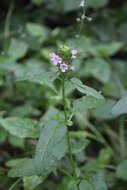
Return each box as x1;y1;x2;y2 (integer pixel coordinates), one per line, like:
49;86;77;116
116;160;127;180
70;131;89;154
34;120;67;175
71;78;104;99
59;176;78;190
8;178;22;190
0;117;39;138
86;0;108;8
93;99;116;120
112;96;127;116
79;180;93;190
8;38;28;61
73;96;104;112
63;0;80;12
23;176;42;190
94;42;123;57
8;135;25;148
17;70;57;90
80;172;107;190
26;23;48;43
81;58;111;83
8;159;36;177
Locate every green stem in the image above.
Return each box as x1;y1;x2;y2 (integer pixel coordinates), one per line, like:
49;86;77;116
4;0;14;51
62;75;77;179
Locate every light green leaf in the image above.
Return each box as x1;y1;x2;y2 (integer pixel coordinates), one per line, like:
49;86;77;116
26;23;48;43
0;117;39;138
116;160;127;180
34;120;67;175
80;172;107;190
70;131;89;154
73;96;104;112
94;42;123;56
112;96;127;116
17;70;57;90
79;180;93;190
8;158;36;177
71;78;104;99
8;38;28;61
81;58;111;83
23;176;42;190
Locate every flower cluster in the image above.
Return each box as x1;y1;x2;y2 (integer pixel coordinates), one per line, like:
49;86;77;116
50;48;77;73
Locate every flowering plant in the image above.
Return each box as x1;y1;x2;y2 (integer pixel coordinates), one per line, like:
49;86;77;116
50;46;77;73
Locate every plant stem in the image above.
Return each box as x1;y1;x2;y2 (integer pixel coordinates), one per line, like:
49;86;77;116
119;117;125;159
62;75;77;179
4;0;14;51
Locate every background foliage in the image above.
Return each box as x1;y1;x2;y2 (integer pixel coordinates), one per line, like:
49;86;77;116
0;0;127;189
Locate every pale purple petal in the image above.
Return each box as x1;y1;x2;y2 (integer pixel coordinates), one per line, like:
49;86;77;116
60;63;68;72
50;52;56;58
72;49;78;55
71;66;75;71
72;55;76;59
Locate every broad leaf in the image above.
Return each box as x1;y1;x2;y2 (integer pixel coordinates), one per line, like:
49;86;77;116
116;160;127;180
112;96;127;116
8;38;28;61
17;70;57;90
34;120;67;175
0;117;39;138
8;158;36;177
23;176;42;190
71;78;104;99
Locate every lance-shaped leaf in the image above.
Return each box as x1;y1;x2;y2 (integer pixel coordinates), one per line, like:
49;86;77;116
0;117;39;138
34;120;67;175
71;78;104;99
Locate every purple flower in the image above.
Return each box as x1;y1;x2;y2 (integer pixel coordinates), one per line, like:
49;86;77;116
71;49;77;59
60;63;68;72
50;52;62;65
71;66;75;71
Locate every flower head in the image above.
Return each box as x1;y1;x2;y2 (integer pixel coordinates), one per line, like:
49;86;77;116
60;63;68;72
71;66;75;71
50;52;62;65
71;48;78;59
80;0;85;7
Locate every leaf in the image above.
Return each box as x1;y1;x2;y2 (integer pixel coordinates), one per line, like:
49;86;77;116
70;131;89;154
8;38;28;61
73;96;104;112
8;159;36;177
93;99;116;120
59;176;78;190
79;180;93;190
94;42;123;57
112;96;127;116
116;160;127;180
86;0;108;8
63;0;80;12
34;120;67;175
23;176;42;190
0;117;39;138
81;58;111;83
71;78;104;99
17;70;57;90
8;135;25;148
79;172;107;190
26;22;48;43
